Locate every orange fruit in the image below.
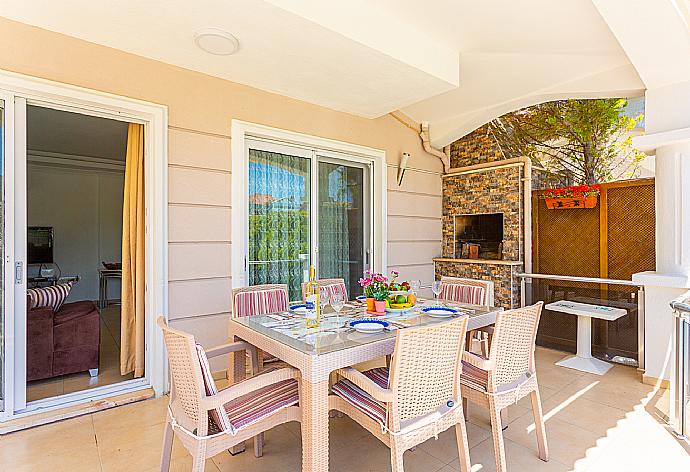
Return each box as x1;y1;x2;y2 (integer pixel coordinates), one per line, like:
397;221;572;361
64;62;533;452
407;294;417;305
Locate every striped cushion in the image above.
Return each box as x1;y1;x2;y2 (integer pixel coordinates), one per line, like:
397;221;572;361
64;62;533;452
195;344;233;432
27;282;73;311
234;288;288;317
460;359;489;392
440;283;485;305
331;367;389;427
301;281;348;303
321;282;348;303
223;377;299;430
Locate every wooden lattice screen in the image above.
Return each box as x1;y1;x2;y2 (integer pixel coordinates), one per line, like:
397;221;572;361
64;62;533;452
530;178;655;361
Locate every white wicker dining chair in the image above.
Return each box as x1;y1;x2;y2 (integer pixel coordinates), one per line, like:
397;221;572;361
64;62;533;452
440;276;495;355
460;302;548;472
157;317;301;472
300;277;348;302
329;316;473;472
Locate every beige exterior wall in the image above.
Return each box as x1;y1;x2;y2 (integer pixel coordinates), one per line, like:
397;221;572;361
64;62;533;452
0;18;442;362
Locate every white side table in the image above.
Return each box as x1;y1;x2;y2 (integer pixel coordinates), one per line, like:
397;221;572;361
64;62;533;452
545;300;627;375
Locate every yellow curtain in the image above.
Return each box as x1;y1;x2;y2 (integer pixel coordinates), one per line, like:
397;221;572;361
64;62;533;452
121;123;145;377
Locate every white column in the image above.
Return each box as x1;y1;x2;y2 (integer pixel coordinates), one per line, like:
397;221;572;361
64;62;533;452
633;90;690;383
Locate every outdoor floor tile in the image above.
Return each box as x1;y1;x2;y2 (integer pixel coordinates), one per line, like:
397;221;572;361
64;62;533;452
446;436;572;472
4;350;687;472
418;421;491;464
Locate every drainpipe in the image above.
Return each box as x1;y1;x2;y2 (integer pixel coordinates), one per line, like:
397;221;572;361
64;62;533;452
442;156;533;274
420;122;450;172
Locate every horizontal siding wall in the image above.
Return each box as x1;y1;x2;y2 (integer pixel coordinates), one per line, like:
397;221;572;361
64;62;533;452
0;17;444;372
167;128;233;369
386;165;442;298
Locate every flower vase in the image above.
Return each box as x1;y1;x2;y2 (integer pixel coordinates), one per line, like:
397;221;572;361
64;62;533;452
373;300;387;315
366;297;376;312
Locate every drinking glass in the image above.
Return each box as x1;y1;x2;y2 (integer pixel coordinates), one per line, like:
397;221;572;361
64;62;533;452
431;280;443;304
409;279;421;295
319;289;330;314
330;292;345;326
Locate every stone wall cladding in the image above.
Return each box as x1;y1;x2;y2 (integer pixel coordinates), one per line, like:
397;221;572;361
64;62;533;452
449;125;505;167
438;125;526;308
443;126;522;261
434;260;523;309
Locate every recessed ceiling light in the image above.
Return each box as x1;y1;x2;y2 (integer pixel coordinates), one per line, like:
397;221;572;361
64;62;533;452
194;28;240;56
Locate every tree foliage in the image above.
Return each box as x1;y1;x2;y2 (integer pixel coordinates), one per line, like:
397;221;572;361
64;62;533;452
489;99;645;185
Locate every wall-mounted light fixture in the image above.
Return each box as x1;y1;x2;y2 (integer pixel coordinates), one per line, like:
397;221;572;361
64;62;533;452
398;152;410;186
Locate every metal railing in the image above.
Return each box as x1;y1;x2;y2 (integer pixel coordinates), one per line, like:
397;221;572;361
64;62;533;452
670;290;690;440
517;273;645;370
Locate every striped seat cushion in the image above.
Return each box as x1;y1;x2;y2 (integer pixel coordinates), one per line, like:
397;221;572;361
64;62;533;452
195;344;233;432
321;282;348;302
223;376;299;430
331;367;389;427
234;288;288;317
27;282;73;311
301;281;348;303
460;359;489;392
199;343;299;434
440;283;485;305
196;344;232;431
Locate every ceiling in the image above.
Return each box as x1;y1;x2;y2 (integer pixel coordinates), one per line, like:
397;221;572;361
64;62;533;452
3;0;690;146
27;106;128;160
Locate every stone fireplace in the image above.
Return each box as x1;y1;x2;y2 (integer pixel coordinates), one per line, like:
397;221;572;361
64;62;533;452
434;126;528;309
454;212;504;260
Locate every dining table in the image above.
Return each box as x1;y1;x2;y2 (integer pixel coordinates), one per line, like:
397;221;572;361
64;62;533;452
228;298;503;472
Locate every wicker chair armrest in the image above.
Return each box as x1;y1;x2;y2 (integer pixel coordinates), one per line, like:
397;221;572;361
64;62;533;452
462;351;494;371
205;341;257;359
335;367;395;402
200;367;300;410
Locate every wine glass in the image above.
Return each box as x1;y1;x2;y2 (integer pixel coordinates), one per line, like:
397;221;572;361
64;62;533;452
330;292;345;326
319;289;330;314
409;279;420;295
432;280;443;305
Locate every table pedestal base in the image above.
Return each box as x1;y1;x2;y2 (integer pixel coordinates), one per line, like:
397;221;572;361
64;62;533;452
556;355;612;375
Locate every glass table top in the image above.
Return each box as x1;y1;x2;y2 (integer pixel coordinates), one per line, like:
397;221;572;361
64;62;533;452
232;299;501;356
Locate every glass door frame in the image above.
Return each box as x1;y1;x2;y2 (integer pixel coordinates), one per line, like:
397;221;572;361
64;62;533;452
232;120;387;295
0;92;15;418
0;71;169;423
243;140;373;295
314;150;373;287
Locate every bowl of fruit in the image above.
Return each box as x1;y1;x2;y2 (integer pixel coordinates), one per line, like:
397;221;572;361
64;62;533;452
386;292;417;313
385;274;416;312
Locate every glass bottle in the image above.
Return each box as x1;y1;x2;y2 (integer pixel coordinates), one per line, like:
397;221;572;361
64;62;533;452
305;265;321;328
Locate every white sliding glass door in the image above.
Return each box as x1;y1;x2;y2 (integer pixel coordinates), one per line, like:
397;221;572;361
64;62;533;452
0;98;5;413
246;140;371;300
317;157;369;296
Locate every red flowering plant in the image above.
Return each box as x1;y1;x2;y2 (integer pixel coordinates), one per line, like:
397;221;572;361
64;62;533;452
359;270;390;301
541;184;601;200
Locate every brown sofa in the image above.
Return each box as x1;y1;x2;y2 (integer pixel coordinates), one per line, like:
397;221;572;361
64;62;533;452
27;296;101;382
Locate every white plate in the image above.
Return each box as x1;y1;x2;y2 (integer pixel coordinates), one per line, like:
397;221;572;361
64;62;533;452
353;322;385;333
423;308;456;318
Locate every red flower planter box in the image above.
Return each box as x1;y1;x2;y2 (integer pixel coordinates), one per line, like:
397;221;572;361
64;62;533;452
544;195;598;209
541;185;600;210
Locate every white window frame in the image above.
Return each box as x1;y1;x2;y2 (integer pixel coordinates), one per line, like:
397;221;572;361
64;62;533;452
231;120;387;290
0;69;168;422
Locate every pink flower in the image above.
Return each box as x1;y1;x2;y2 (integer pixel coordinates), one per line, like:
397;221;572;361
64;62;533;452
391;270;399;277
358;277;372;287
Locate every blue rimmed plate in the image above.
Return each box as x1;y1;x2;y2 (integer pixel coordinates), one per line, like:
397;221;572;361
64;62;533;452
349;318;389;333
289;303;309;314
355;295;367;303
421;307;458;318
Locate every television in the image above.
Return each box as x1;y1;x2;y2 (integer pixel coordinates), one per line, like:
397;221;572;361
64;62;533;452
27;226;54;264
